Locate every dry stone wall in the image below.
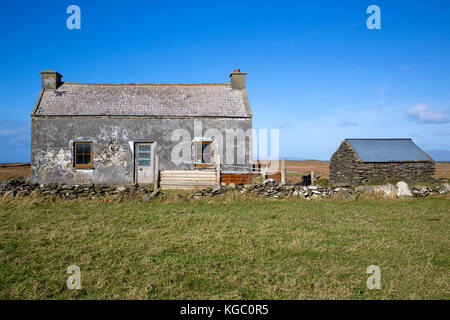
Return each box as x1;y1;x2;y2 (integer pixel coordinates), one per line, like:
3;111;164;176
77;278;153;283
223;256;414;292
1;177;449;201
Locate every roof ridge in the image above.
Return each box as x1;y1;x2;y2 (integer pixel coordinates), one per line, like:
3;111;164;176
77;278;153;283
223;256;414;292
62;82;231;86
346;138;412;140
34;80;251;118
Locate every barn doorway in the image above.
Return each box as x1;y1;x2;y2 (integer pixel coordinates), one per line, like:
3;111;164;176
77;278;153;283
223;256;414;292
134;142;155;184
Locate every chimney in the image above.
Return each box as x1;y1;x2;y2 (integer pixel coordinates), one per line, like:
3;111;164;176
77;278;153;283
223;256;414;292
40;70;62;89
229;69;246;90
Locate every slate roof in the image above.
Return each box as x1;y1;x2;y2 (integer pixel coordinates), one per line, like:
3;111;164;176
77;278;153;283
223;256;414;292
346;139;433;162
33;82;251;118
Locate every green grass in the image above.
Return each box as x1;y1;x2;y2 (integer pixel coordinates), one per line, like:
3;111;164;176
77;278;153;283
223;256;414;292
0;196;449;299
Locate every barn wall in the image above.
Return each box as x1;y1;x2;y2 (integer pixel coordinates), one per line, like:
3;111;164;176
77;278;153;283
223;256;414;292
329;140;362;185
351;161;435;184
330;140;435;185
31;117;252;185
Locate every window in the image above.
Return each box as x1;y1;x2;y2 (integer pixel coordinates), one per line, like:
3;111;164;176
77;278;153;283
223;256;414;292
137;144;151;167
195;141;212;166
74;142;93;168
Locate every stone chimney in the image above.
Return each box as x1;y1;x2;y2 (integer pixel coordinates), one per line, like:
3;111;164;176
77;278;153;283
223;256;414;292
229;69;246;90
40;70;62;89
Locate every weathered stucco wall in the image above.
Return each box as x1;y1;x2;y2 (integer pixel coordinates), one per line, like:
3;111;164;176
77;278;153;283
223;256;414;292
329;140;435;185
31;117;252;185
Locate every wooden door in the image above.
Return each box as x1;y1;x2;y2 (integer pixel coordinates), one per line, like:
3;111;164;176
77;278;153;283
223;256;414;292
135;143;154;184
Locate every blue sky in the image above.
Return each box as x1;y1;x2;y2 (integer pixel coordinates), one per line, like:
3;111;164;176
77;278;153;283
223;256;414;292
0;0;449;162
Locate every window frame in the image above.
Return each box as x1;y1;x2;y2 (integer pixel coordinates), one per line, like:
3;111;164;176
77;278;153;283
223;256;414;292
194;141;213;167
137;143;152;167
73;142;93;168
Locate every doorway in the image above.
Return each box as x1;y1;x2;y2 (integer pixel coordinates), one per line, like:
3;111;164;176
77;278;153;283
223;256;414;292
134;142;155;184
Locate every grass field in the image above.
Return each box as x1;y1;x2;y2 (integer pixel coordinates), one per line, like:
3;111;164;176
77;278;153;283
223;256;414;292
0;196;448;299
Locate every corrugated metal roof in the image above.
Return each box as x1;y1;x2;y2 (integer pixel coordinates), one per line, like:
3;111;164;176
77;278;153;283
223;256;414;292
33;83;251;118
346;139;433;162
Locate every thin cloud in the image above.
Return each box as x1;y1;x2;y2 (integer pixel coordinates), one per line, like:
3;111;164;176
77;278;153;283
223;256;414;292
278;122;292;129
434;131;450;136
337;118;358;127
407;104;449;124
0;119;30;147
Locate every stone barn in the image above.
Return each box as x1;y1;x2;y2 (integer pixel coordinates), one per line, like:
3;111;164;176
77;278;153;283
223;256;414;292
329;139;435;185
31;70;253;187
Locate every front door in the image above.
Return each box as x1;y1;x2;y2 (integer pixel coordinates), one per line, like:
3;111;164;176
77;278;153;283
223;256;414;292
135;143;154;184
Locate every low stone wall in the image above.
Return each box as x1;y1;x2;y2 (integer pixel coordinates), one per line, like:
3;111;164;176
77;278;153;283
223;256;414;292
0;178;155;200
191;179;449;200
1;177;449;202
330;140;436;185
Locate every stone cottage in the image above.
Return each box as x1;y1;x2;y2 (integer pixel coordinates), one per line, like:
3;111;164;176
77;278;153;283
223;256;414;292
31;70;253;185
329;139;435;185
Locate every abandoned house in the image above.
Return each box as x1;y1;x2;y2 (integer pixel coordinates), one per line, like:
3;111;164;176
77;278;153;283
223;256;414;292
329;138;435;185
31;70;253;187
